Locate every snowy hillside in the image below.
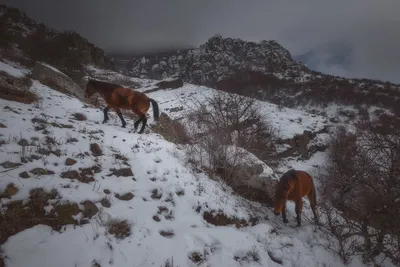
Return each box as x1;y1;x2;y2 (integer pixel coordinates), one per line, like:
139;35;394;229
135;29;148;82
1;61;396;267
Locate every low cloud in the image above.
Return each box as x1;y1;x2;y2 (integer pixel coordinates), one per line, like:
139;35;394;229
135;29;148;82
3;0;400;82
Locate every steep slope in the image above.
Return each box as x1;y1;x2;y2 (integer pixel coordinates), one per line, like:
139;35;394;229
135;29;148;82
121;35;400;119
1;61;389;267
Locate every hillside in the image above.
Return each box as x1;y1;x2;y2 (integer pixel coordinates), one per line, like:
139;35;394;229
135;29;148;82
119;35;400;119
0;5;114;82
0;60;384;267
0;4;399;267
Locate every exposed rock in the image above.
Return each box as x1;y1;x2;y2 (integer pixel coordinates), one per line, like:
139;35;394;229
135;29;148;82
31;62;84;100
100;198;111;208
4;183;18;197
115;192;134;201
65;158;77;166
155;78;183;89
82;200;99;219
90;143;102;156
0;123;6;128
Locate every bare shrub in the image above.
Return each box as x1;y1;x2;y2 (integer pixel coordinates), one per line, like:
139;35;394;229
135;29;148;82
318;121;400;265
184;91;279;189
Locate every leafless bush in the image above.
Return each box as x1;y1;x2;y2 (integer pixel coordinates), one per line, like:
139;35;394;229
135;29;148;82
184;91;279;186
318;121;400;265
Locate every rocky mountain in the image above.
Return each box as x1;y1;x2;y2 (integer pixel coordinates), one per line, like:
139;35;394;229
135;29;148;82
120;35;400;118
0;5;114;82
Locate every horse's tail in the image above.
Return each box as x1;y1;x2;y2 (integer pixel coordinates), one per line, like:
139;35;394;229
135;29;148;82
308;172;317;206
149;98;160;121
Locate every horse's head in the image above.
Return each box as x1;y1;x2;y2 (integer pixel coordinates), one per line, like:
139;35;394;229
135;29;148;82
84;79;96;99
273;178;295;216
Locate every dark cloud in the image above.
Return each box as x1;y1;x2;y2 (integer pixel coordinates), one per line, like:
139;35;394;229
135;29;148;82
2;0;400;82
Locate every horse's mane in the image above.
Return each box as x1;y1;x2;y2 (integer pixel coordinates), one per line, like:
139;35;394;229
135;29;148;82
88;79;122;90
279;169;297;184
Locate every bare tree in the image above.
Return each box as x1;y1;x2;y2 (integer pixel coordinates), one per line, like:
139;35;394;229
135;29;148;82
319;118;400;265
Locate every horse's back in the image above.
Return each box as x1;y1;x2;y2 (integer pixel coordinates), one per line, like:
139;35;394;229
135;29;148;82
295;170;314;196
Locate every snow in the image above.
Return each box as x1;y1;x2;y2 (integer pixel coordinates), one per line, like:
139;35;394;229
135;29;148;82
0;61;396;267
0;60;26;78
39;62;68;77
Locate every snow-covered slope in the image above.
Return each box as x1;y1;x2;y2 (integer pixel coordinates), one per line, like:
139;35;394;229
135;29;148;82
1;61;393;267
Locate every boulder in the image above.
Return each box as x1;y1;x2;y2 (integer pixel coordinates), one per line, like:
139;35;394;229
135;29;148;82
31;61;84;100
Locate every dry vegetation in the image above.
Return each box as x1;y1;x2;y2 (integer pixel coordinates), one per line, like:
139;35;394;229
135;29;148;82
184;92;279;195
0;71;37;104
317;116;400;265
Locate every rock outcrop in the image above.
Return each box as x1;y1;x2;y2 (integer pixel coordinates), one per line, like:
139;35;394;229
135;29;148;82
0;5;115;83
32;62;84;100
120;35;400;118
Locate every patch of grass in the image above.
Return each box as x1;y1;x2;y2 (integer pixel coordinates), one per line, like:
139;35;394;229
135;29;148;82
0;73;36;104
0;188;85;244
106;219;131;239
202;211;258;228
71;112;87;121
234;247;261;265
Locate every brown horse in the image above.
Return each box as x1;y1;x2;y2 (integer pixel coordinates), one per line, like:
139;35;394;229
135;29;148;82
84;79;159;134
273;169;318;227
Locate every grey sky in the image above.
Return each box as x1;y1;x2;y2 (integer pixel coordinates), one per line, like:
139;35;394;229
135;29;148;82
2;0;400;83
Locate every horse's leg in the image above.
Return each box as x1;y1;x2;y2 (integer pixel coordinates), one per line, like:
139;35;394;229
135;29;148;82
295;199;303;227
282;204;289;223
114;107;126;128
133;118;142;132
131;107;146;133
137;115;147;134
103;105;110;124
308;193;319;225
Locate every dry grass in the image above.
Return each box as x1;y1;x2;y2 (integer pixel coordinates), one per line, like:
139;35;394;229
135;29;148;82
150;112;190;145
106;219;131;239
71;112;87;121
0;188;84;245
0;71;36;104
202;211;258;228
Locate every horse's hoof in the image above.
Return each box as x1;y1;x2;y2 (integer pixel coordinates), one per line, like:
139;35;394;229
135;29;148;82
296;223;301;227
283;219;289;224
122;125;126;128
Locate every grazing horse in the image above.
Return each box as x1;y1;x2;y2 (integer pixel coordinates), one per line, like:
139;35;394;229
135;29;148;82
273;169;318;227
84;79;159;134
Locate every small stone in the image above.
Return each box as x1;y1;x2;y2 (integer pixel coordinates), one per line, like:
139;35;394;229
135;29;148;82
82;200;99;219
19;171;30;178
153;215;161;222
104;189;111;194
100;198;111;208
115;192;134;201
5;184;18;197
90;143;102;156
65;158;77;166
0;123;6;128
